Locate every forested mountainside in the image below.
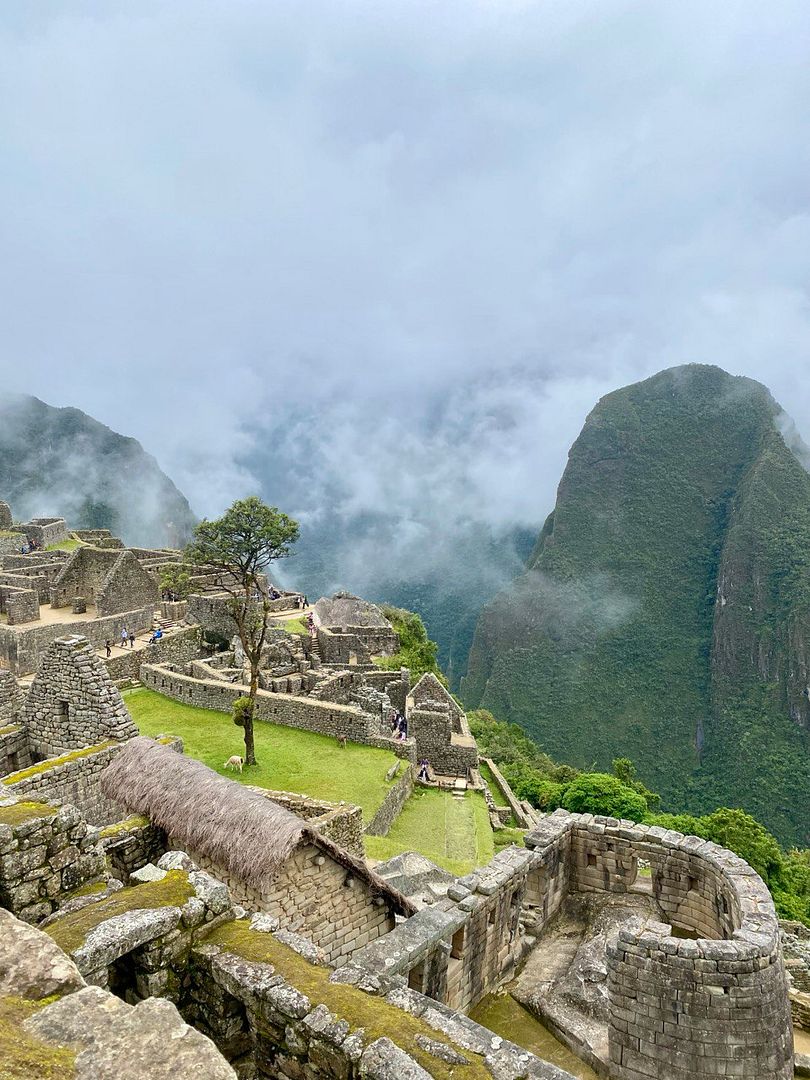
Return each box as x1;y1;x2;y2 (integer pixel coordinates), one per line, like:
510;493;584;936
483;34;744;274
462;365;810;846
0;395;196;547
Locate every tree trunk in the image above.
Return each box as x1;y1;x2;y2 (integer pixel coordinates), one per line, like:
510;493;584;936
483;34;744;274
244;667;259;766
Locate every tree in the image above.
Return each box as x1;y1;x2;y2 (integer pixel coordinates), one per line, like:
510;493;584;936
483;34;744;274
561;772;649;822
185;497;299;765
159;562;192;601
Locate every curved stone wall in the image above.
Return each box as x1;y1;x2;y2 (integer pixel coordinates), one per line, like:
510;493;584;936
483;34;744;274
526;810;793;1080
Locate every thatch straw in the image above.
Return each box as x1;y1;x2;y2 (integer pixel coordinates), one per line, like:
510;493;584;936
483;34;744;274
101;737;413;912
101;737;313;887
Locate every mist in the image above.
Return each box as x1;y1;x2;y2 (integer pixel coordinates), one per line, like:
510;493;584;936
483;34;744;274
2;1;810;600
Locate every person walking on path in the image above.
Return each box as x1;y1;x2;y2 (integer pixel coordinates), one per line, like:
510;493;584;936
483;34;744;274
129;631;136;649
120;627;128;649
105;640;111;659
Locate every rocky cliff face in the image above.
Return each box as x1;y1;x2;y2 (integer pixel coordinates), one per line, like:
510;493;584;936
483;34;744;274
462;365;810;846
0;394;196;548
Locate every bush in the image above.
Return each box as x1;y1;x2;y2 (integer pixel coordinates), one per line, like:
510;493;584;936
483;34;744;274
232;696;252;729
561;773;649;822
376;606;445;683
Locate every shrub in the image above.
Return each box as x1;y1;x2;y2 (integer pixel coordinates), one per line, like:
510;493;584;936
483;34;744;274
561;773;649;822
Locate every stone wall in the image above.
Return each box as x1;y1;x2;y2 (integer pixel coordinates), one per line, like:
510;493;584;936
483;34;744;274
23;635;138;756
102;625;203;684
141;662;399;748
13;517;68;546
249;788;365;860
177;839;400;969
525;810;794;1080
51;548;158;616
2;741;128;826
344;840;568;1014
315;625;399;665
0;798;107;922
0;668;21;725
187;593;239;640
0;584;40;624
188;925;575;1080
100;815;168;881
364;766;414;837
0;723;33;776
408;706;479;777
0;603;156;675
50;547;121;608
481;757;532;829
96;551;160;616
0;561;63;601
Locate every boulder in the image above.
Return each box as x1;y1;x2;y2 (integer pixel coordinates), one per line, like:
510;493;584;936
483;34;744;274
0;908;84;999
24;985;236;1078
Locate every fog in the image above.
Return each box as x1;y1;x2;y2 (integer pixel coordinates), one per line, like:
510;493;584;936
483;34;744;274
2;1;810;581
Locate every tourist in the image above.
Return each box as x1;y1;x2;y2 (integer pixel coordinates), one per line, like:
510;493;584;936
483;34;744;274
105;640;111;658
129;631;136;649
120;627;128;649
418;759;430;782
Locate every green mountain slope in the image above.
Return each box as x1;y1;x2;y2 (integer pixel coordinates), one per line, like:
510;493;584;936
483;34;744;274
0;394;196;547
461;365;810;846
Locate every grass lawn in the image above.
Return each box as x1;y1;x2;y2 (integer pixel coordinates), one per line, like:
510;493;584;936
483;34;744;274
46;538;83;551
478;761;509;807
125;687;398;822
365;787;494;876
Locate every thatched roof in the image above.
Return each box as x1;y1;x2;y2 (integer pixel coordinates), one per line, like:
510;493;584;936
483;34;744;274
101;737;413;912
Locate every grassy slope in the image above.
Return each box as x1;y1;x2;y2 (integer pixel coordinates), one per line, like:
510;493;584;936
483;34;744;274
462;365;810;846
365;787;494;875
125;688;397;822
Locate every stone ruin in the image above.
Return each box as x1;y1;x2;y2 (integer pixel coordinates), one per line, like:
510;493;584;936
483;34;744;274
23;635;138;757
0;494;802;1078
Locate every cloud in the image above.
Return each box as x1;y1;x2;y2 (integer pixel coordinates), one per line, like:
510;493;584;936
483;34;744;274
1;0;810;573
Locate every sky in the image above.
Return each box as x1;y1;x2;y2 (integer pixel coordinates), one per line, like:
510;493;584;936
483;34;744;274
2;0;810;551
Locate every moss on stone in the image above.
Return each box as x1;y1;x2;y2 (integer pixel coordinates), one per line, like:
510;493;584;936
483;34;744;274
207;922;492;1080
0;801;57;827
2;742;116;786
66;880;109;900
0;995;76;1079
45;871;195;955
98;814;150;839
0;723;20;737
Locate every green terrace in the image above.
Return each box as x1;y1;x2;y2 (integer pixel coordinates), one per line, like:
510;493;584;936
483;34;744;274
126;687;496;875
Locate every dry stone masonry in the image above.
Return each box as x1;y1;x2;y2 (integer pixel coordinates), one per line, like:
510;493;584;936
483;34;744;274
0;494;798;1078
23;635;138;757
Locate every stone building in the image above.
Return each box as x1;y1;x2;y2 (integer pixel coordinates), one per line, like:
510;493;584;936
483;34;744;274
313;592;400;663
21;634;138;758
50;546;159;614
406;671;479;777
101;737;413;967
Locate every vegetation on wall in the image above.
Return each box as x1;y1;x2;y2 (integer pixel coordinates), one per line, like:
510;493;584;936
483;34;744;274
374;605;446;684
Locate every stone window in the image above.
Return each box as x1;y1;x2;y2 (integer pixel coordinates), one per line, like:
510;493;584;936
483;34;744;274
408;960;425;992
587;852;597;867
57;699;69;719
450;927;465;960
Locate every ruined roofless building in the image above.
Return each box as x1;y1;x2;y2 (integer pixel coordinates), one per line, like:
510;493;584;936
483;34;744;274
22;635;138;758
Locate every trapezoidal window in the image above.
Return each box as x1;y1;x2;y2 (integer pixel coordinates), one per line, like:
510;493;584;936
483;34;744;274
450;927;465;960
587;852;597;868
56;699;69;719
